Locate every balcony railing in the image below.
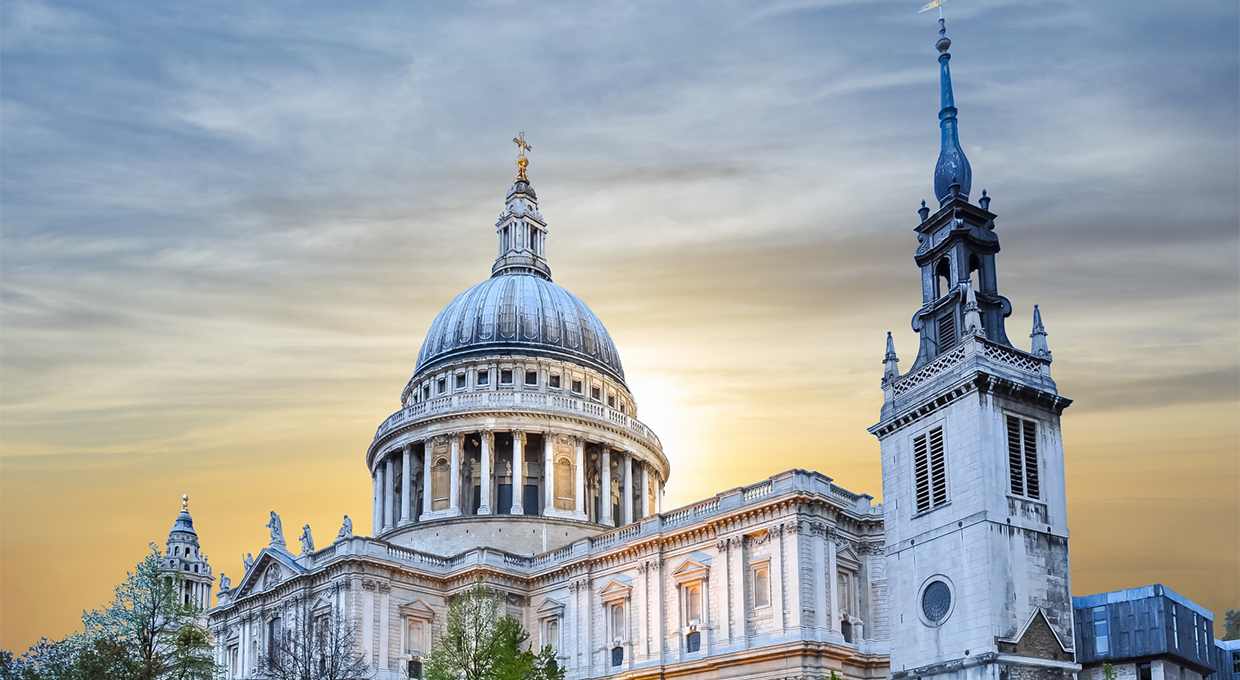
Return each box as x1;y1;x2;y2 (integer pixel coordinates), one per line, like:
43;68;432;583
372;389;663;452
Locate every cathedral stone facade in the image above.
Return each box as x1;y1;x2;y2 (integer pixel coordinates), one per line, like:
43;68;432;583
203;20;1077;680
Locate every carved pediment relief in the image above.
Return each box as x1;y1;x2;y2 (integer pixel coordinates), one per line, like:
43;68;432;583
836;544;862;570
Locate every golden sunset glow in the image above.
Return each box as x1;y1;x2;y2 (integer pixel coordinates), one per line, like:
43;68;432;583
2;0;1236;653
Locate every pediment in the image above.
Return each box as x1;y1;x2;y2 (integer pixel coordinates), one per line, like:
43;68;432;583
230;549;305;599
999;608;1073;658
836;544;862;570
599;577;632;603
672;557;710;583
311;595;333;613
398;598;435;620
536;597;566;616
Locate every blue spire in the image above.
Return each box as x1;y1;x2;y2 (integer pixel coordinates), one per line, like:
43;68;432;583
933;18;972;206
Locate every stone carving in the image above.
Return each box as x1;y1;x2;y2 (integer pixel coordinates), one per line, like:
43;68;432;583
242;553;254;572
219;573;231;591
266;511;285;547
377;582;391;593
361;579;377;591
263;565;282;590
299;524;315;555
336;515;353;540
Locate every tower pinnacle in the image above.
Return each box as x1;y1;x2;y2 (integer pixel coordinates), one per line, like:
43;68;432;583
494;136;552;279
513;132;532;182
933;18;972;206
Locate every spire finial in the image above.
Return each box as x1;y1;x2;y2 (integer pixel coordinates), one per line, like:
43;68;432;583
962;281;985;337
882;332;901;385
1030;304;1052;359
932;16;972;207
181;494;189;512
513;132;532;182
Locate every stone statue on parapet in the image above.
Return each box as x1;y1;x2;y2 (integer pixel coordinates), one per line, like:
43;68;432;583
242;553;254;572
219;573;231;591
337;515;353;541
299;524;315;555
266;511;285;547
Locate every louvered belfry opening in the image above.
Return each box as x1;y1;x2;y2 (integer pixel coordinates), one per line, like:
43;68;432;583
913;426;948;513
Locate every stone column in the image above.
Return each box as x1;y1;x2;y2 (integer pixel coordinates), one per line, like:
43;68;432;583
449;433;461;514
378;584;390;670
511;430;525;515
600;446;612;526
636;561;649;660
382;456;394;531
813;526;829;633
730;537;745;646
574;437;586;517
827;532;840;635
623;453;633;525
421;442;432;520
640;463;650;519
543;432;555;514
772;524;786;634
657;479;664;514
372;470;381;535
717;538;732;644
652;557;665;662
400;444;412;525
479;430;493;515
787;522;803;633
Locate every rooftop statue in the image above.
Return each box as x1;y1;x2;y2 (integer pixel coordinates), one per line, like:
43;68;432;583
266;511;284;547
337;515;353;541
299;524;315;555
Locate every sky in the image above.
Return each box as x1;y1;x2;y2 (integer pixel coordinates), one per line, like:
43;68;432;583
2;0;1237;652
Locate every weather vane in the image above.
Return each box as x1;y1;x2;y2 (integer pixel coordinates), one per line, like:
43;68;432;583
513;132;532;182
919;0;946;18
182;493;189;512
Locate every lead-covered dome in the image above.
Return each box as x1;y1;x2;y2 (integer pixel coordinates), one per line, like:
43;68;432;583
415;273;624;383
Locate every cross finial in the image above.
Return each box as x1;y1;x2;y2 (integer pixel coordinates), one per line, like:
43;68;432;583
513;132;532;157
512;132;532;182
181;494;189;512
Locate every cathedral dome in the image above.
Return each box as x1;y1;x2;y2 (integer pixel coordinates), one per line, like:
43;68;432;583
414;273;625;383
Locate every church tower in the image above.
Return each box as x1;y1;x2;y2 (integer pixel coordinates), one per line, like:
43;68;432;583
163;494;214;612
869;18;1078;680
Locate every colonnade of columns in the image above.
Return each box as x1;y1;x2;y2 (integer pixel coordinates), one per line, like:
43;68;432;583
371;429;663;535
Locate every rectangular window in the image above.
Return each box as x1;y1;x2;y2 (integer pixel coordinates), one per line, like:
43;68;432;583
1139;664;1152;680
1172;605;1179;649
456;374;466;389
1093;606;1109;655
1006;416;1040;499
437;378;446;394
549;375;560;389
913;426;948;513
476;370;489;386
501;369;513;385
608;395;616;408
753;564;771;608
525;370;538;386
620;403;627;414
938;313;956;349
423;385;430;399
571;379;583;394
591;386;601;400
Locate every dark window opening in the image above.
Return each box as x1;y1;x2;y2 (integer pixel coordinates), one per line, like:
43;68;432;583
611;646;624;667
501;370;513;385
549;375;561;389
608;395;616;408
571;380;583;394
437;378;446;394
936;258;952;298
477;370;489;385
841;620;853;643
525;370;538;385
456;374;466;389
408;660;424;678
1139;664;1152;680
969;254;982;292
497;484;513;514
591;386;601;401
686;631;701;653
523;485;540;515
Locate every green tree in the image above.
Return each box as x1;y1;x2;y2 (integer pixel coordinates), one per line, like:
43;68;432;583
425;582;563;680
1223;609;1240;641
79;544;216;680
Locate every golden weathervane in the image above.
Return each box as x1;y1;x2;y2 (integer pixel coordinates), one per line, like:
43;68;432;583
513;132;532;182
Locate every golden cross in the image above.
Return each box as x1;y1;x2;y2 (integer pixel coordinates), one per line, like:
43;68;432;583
513;132;532;157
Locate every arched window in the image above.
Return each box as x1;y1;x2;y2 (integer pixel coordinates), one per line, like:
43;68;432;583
555;456;575;511
935;258;952;298
969;255;982;292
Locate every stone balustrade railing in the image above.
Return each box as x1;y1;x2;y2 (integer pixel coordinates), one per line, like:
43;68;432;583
372;389;663;454
293;469;876;579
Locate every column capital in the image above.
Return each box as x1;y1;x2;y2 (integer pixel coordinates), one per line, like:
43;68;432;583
402;442;413;453
511;429;526;441
479;429;494;441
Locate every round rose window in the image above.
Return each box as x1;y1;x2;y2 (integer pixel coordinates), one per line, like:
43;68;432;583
922;580;952;624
